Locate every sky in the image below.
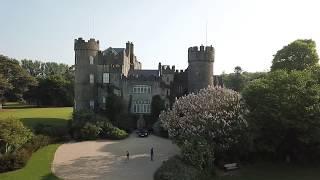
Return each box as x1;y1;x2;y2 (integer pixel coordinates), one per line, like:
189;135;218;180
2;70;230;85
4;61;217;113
0;0;320;74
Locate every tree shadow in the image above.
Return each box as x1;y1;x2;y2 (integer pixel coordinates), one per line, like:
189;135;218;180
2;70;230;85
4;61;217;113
53;154;152;180
41;173;60;180
21;118;69;129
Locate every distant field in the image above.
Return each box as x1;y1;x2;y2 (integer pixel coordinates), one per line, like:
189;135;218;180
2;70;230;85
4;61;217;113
0;144;61;180
0;104;72;128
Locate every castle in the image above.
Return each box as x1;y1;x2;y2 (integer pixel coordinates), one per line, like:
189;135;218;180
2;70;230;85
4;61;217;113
74;38;222;113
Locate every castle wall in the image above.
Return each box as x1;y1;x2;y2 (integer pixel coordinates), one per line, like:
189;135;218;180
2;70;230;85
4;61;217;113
74;38;217;115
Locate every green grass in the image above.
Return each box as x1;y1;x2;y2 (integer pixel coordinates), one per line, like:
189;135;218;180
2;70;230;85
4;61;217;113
0;144;61;180
0;105;72;179
217;162;320;180
0;106;72;128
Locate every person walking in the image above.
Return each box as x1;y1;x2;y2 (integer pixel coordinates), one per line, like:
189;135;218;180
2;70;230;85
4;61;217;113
126;150;130;160
150;147;154;161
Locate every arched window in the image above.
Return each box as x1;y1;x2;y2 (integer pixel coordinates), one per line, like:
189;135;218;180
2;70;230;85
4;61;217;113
89;56;94;64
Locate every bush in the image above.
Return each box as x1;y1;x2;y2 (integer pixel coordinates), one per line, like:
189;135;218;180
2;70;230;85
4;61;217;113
34;123;70;141
23;135;52;152
109;127;128;140
71;110;128;140
154;156;213;180
0;151;31;173
78;123;101;140
0;118;33;154
0;135;52;173
99;121;128;140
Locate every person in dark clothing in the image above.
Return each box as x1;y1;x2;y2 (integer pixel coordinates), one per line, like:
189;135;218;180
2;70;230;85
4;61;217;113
126;150;130;160
150;147;154;161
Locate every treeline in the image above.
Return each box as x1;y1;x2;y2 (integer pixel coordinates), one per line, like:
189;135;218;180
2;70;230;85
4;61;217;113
0;55;74;107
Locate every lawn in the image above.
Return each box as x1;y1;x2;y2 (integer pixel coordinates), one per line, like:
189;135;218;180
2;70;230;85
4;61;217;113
0;104;72;180
0;105;72;128
0;144;61;180
217;162;320;180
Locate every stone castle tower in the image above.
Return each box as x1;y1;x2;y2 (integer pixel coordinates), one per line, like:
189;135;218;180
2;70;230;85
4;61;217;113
187;45;215;93
74;38;100;110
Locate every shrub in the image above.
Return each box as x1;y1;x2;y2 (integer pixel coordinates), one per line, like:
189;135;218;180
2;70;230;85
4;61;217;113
109;127;128;140
154;156;213;180
79;123;102;140
0;135;52;173
71;110;128;140
0;117;33;154
34;123;70;141
23;135;52;152
99;121;128;140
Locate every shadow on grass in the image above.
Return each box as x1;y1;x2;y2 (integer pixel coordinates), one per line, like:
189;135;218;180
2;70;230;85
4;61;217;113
21;118;69;129
41;173;60;180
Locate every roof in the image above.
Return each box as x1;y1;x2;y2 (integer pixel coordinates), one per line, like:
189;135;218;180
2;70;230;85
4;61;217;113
128;69;159;77
103;48;125;55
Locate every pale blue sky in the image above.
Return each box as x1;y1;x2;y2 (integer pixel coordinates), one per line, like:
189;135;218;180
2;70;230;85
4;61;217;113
1;0;319;74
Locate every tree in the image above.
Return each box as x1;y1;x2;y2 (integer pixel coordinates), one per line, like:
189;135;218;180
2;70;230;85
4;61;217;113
0;55;37;101
20;59;43;77
271;39;319;71
0;74;12;107
151;95;165;119
242;70;320;162
0;118;33;154
105;92;129;128
23;75;73;106
160;86;247;169
222;66;245;92
21;60;70;78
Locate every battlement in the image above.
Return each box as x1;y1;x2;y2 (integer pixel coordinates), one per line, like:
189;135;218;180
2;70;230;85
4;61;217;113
74;37;100;51
161;65;176;74
175;69;185;74
188;45;214;62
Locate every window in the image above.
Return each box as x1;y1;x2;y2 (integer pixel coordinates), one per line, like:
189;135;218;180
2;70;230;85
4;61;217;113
102;96;106;103
89;74;94;84
103;73;110;83
132;85;151;94
89;100;94;109
89;56;94;64
132;100;151;113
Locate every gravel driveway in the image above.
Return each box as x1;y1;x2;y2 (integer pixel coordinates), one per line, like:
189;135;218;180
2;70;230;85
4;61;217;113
52;134;179;180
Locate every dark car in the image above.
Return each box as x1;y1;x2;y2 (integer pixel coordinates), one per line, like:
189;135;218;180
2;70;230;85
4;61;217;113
137;129;149;137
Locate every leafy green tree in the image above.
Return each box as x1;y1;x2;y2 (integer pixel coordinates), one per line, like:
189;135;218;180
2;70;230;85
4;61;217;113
271;39;319;71
20;59;43;77
23;75;73;106
0;55;37;101
242;70;320;162
105;92;128;127
0;74;12;107
222;66;245;92
0;118;33;154
151;95;165;119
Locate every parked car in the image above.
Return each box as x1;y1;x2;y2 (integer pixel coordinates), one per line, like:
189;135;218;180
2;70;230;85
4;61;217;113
137;129;149;137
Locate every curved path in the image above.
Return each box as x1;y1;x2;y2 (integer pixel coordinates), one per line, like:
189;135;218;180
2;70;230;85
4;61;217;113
52;134;179;180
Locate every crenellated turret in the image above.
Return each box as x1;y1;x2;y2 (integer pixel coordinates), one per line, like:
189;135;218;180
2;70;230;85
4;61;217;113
187;45;215;93
74;37;99;111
